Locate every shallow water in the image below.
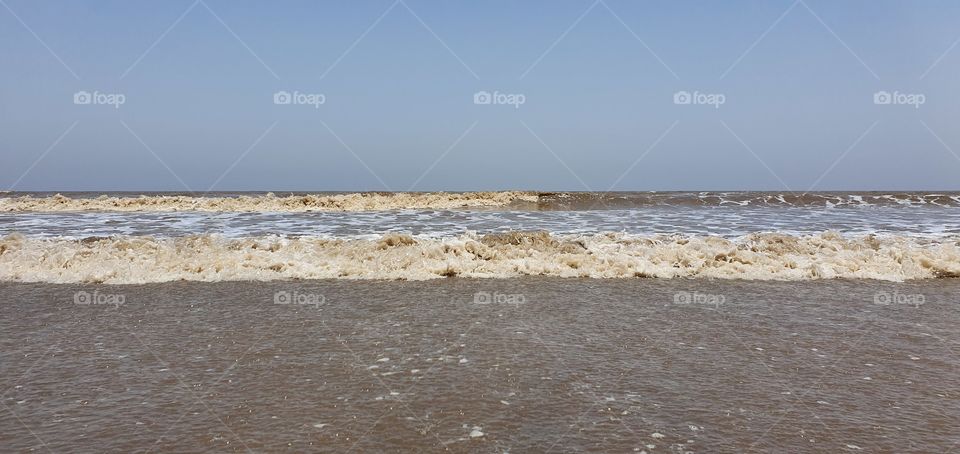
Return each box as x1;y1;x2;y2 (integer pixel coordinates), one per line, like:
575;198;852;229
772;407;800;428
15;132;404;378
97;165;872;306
2;279;958;452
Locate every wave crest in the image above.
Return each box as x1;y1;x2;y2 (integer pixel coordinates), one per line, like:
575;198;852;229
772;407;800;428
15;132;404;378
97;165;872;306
0;191;540;212
1;231;958;283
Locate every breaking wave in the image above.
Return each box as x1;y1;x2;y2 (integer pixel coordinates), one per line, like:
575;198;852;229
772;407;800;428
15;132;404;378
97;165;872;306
0;191;540;212
1;231;958;284
3;191;960;212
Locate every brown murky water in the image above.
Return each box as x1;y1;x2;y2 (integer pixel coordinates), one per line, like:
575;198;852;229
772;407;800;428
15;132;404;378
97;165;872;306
1;279;958;453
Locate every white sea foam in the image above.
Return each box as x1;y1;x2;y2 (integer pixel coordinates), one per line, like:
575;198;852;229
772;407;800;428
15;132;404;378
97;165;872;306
0;191;539;212
1;231;957;284
4;191;960;212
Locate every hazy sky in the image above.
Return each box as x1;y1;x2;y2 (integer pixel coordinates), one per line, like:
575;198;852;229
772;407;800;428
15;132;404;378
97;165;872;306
2;0;960;191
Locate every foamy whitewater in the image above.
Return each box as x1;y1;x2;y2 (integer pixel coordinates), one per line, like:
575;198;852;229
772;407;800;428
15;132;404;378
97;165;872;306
1;191;959;283
0;191;539;212
1;231;958;283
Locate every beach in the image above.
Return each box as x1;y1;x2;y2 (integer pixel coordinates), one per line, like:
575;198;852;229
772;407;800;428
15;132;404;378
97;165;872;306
6;1;959;451
1;191;959;452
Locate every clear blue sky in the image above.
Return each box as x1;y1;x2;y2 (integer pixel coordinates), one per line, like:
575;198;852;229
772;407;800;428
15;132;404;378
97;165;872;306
2;0;960;191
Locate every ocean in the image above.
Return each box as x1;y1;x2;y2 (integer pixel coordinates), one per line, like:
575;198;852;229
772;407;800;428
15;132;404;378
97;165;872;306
1;191;958;452
1;191;959;283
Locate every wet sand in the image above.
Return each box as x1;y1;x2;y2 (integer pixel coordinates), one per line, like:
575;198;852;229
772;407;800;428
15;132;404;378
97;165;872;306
1;279;958;452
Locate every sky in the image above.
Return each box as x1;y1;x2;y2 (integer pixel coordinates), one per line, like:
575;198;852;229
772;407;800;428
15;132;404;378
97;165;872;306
2;0;960;192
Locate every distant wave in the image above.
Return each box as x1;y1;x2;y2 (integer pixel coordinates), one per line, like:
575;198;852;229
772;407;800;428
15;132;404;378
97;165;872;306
1;231;957;283
2;191;960;212
534;192;960;209
0;191;539;212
